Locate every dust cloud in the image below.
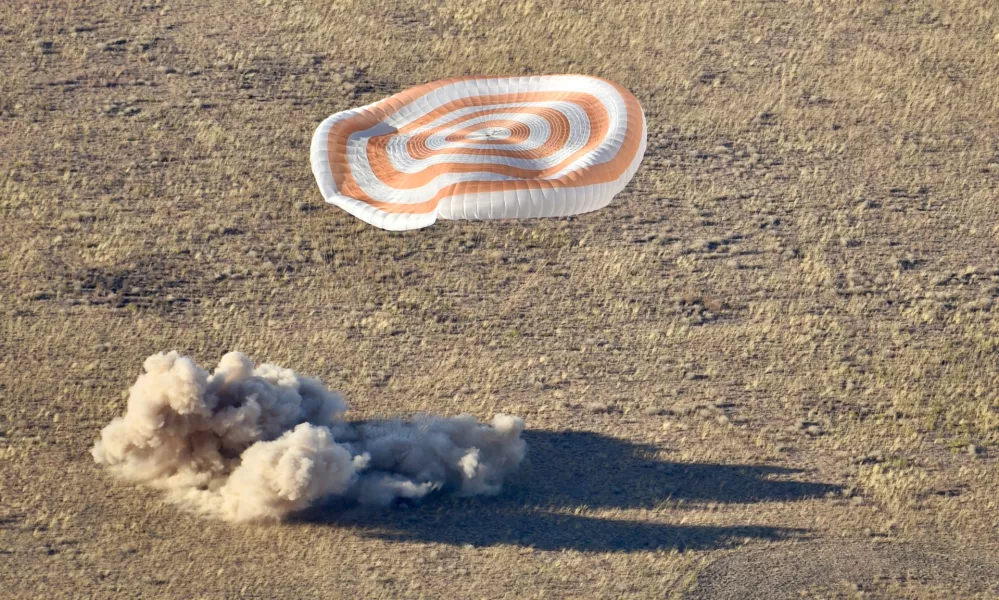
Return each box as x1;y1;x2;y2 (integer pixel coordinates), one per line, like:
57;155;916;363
92;351;526;522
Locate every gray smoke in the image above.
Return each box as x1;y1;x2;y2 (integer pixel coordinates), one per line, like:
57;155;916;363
92;351;526;522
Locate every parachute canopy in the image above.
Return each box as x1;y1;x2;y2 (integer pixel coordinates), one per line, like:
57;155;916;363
310;75;647;231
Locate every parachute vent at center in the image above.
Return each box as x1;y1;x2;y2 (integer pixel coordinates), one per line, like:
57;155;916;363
310;75;647;230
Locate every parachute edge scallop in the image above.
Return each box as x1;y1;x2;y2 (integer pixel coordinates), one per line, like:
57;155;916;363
310;113;439;231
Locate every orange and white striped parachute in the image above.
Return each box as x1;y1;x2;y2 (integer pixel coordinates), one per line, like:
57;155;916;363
310;75;647;231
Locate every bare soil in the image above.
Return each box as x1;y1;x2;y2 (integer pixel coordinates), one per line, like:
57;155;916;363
2;1;998;598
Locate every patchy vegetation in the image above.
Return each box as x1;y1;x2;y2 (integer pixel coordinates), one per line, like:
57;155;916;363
1;0;998;598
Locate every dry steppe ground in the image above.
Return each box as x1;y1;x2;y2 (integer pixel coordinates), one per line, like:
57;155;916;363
2;0;999;598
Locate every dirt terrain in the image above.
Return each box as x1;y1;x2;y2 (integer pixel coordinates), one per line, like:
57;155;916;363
2;0;999;598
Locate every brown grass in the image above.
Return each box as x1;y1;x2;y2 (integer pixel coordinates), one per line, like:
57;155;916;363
2;0;999;598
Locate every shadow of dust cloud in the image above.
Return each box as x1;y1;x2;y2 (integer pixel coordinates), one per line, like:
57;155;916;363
298;430;836;552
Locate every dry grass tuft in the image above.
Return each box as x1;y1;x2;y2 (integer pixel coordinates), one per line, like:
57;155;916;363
2;0;999;598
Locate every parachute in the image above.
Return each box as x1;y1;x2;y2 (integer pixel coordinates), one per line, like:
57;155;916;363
310;75;647;231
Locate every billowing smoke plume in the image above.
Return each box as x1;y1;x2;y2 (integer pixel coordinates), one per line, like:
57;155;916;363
92;351;526;522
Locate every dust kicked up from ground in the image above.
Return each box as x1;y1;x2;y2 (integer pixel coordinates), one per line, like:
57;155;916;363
92;351;526;522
